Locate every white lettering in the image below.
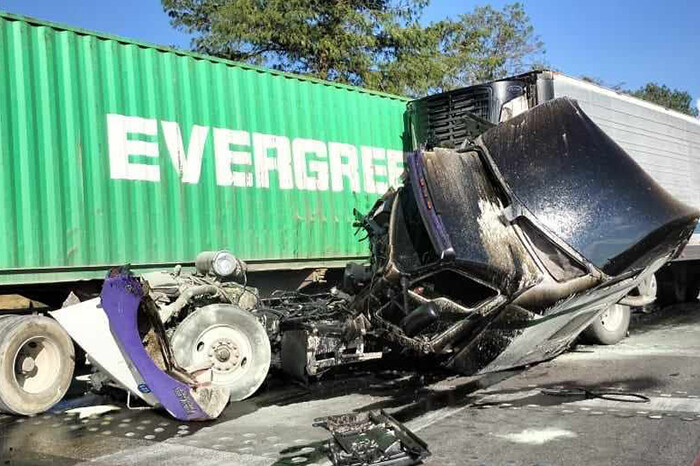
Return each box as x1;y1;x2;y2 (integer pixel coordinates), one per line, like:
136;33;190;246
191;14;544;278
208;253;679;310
161;121;209;184
253;133;294;190
328;143;361;192
106;113;403;194
292;138;329;191
213;128;253;187
386;150;405;188
361;146;388;194
107;114;159;182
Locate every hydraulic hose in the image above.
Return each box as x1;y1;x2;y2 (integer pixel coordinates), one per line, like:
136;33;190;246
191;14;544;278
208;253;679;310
159;285;219;323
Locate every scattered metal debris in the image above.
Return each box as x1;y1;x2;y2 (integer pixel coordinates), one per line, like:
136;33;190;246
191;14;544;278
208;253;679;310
314;410;430;466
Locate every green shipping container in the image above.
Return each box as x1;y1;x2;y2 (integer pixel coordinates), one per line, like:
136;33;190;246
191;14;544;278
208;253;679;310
0;12;410;285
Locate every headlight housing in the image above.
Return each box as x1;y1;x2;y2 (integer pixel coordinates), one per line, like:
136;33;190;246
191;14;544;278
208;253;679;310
195;250;245;280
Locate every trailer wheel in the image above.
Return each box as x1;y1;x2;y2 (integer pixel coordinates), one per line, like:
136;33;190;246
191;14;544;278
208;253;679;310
581;304;631;345
170;304;271;402
657;277;685;305
0;315;75;415
684;276;700;302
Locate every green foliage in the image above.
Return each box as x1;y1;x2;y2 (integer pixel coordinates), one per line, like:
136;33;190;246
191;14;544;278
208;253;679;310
162;0;544;96
628;83;698;117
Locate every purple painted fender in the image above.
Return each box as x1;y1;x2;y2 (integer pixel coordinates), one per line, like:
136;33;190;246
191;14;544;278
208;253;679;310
100;271;214;421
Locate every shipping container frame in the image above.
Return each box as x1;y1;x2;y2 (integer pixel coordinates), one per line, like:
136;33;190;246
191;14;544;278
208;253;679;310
0;11;411;285
0;11;408;102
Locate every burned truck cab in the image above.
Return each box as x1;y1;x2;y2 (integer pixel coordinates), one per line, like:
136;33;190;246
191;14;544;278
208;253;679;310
354;98;699;376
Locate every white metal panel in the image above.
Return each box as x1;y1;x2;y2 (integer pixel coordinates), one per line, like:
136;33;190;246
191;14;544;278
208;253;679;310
551;73;700;211
50;299;148;402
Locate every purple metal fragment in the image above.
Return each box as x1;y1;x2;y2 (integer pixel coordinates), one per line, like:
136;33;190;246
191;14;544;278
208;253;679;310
100;270;211;421
407;150;455;261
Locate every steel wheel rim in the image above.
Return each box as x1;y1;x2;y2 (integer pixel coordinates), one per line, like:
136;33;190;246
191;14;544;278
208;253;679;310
599;305;624;332
192;324;254;383
171;304;271;401
13;336;61;394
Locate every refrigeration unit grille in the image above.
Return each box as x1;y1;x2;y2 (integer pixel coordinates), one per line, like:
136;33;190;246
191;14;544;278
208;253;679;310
419;86;493;149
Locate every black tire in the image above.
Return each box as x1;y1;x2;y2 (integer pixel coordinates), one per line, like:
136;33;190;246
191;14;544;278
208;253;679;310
581;304;631;345
0;315;75;415
684;277;700;302
656;268;686;306
657;278;685;305
0;315;23;331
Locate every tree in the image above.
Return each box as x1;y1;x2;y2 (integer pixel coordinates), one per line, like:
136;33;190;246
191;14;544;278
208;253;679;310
455;4;544;84
628;83;698;117
161;0;545;96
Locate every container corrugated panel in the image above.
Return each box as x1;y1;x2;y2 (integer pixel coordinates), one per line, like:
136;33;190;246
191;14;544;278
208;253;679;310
0;12;410;284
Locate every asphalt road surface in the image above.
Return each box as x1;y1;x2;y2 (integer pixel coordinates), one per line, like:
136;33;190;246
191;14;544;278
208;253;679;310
2;302;700;466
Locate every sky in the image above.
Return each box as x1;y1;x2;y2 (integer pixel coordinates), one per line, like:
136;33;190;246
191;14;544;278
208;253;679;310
1;0;698;108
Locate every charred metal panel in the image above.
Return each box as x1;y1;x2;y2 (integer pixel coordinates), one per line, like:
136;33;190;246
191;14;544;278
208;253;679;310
480;98;699;275
414;148;540;293
551;73;700;213
449;272;641;374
